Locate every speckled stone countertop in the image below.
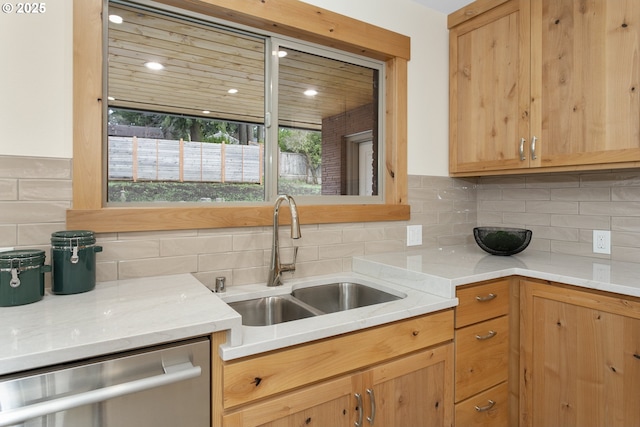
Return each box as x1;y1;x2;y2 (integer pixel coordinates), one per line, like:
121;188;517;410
4;246;638;374
0;274;239;376
353;245;640;298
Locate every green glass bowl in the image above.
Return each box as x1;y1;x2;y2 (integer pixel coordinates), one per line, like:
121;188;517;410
473;227;532;256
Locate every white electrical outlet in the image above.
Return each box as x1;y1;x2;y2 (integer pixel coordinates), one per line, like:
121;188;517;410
407;225;422;246
593;230;611;254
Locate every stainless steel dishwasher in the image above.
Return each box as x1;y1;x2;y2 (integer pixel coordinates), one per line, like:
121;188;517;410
0;337;210;427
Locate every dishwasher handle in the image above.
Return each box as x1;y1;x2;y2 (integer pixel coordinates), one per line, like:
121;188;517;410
0;362;202;427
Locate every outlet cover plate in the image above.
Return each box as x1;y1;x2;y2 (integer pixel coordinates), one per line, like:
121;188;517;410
593;230;611;254
407;225;422;246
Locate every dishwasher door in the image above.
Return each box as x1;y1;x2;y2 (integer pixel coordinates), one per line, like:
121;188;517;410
0;337;210;427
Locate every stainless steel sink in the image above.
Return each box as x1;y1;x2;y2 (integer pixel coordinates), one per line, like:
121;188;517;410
291;282;403;313
228;281;405;326
228;295;320;326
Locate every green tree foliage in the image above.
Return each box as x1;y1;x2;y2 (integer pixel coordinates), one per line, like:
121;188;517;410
108;108;264;144
278;128;322;183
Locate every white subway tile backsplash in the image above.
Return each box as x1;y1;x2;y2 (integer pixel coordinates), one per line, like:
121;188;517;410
525;200;578;214
0;179;17;201
5;155;640;286
551;214;610;229
550;187;610;201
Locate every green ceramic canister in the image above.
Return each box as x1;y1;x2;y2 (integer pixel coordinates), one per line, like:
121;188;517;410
0;250;50;306
51;230;103;295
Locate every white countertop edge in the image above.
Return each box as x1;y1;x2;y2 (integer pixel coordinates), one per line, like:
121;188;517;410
219;297;456;361
1;322;230;376
0;274;241;376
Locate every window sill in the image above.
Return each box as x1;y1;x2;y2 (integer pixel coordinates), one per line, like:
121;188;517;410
66;203;410;233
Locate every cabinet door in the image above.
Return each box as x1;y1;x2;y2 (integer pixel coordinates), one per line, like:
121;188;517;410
222;375;353;427
449;0;531;174
532;0;640;168
520;279;640;427
365;343;454;427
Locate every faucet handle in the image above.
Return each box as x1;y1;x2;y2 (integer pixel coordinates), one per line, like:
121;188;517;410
281;246;298;272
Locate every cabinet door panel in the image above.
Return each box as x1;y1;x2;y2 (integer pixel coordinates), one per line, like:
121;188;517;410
521;280;640;427
535;0;640;167
450;0;530;174
222;375;353;427
256;396;351;427
369;344;454;427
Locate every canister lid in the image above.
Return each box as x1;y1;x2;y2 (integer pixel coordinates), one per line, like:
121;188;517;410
0;250;46;268
51;230;96;246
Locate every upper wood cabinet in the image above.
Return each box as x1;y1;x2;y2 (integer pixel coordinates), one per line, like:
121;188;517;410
449;0;640;176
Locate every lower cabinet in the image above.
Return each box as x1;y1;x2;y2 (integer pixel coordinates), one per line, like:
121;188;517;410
222;344;453;427
520;279;640;427
215;310;455;427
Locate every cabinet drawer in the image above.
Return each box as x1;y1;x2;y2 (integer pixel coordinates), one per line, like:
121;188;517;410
456;279;510;328
455;315;509;401
455;381;509;427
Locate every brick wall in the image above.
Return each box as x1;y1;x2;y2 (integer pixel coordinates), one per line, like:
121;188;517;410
321;103;376;195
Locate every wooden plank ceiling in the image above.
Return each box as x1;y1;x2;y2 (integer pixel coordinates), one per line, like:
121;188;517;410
108;3;375;130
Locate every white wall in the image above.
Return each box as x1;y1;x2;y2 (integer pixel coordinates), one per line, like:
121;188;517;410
302;0;450;177
0;1;73;158
0;0;449;176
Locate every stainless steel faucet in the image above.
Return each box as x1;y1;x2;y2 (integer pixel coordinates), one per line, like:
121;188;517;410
266;195;301;287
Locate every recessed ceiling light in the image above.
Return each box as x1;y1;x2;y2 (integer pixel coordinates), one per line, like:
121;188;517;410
227;88;238;94
304;89;318;96
277;50;287;58
109;14;123;24
107;96;115;101
202;110;210;114
144;61;164;71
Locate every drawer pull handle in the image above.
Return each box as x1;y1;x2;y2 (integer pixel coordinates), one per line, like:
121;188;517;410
519;138;526;161
475;330;497;340
475;399;496;412
475;293;496;302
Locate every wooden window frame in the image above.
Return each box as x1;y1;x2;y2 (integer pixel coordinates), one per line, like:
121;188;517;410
69;0;410;233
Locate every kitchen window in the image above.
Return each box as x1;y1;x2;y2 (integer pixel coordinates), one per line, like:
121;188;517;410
69;0;410;232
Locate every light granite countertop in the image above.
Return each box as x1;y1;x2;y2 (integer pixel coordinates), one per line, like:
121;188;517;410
353;245;640;298
3;245;639;375
0;274;240;376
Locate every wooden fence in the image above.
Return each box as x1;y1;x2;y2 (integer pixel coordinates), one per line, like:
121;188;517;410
108;136;316;183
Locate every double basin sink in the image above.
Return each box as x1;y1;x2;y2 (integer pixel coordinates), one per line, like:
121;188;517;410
228;281;405;326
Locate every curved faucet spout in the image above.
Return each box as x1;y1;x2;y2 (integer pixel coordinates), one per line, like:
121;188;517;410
266;195;301;287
